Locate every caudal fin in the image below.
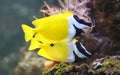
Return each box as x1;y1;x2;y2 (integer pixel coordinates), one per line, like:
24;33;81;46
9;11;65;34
21;24;35;42
28;38;40;50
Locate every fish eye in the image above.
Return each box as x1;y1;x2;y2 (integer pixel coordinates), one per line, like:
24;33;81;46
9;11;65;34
50;43;54;47
33;34;36;38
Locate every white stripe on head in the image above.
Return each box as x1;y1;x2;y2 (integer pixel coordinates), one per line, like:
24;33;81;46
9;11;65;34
68;16;89;29
66;52;75;62
66;42;75;62
72;42;87;58
67;16;76;41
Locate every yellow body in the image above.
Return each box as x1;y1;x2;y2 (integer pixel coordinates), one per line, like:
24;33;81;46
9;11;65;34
38;39;69;62
32;12;73;40
31;34;69;62
22;12;73;42
21;12;74;62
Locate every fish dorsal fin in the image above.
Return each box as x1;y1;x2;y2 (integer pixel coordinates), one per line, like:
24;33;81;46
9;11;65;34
32;11;73;27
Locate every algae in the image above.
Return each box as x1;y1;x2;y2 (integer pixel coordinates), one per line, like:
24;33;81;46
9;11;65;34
42;56;120;75
43;63;95;75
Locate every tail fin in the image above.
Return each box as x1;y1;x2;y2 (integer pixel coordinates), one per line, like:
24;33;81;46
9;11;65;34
28;38;40;50
21;24;35;42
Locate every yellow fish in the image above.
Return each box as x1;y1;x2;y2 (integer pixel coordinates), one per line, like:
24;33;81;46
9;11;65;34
29;34;92;62
22;11;91;42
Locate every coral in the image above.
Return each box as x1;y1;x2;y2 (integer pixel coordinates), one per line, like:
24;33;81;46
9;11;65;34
40;0;94;35
43;56;120;75
92;56;120;75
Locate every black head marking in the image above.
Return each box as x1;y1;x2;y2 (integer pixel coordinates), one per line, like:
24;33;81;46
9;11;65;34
38;41;43;44
73;25;84;37
75;42;92;58
73;51;82;63
73;15;92;27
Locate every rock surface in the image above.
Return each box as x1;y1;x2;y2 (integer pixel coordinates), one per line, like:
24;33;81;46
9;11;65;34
43;56;120;75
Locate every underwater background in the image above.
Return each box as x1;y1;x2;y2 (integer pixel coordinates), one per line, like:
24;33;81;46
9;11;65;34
0;0;56;75
0;0;120;75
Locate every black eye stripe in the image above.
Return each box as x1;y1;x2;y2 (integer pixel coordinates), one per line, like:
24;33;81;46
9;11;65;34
38;41;43;44
73;51;82;63
73;24;84;37
50;43;54;47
